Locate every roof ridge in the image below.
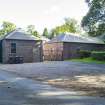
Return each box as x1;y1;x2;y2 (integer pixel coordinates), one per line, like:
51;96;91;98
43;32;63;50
0;29;40;41
50;33;104;44
5;30;17;38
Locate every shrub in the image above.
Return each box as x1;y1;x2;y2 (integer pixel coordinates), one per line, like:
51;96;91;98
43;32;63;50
78;50;91;58
91;51;105;61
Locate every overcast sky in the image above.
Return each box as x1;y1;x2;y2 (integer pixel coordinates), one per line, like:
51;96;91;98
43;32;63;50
0;0;88;32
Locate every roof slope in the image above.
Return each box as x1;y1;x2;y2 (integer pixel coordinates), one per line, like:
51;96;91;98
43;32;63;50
0;29;40;41
49;33;105;44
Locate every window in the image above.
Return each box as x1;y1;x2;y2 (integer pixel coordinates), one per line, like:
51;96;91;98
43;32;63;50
11;43;16;53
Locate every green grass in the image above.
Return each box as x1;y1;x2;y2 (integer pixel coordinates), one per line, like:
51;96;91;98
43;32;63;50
70;57;105;64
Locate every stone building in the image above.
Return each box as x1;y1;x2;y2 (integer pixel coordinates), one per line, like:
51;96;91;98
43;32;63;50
0;29;43;63
43;33;105;61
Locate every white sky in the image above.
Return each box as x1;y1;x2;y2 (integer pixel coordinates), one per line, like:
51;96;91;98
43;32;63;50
0;0;88;32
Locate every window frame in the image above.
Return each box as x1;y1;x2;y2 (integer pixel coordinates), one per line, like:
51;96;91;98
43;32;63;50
11;43;16;53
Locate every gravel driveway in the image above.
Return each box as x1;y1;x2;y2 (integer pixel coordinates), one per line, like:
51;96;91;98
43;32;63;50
0;70;105;105
0;61;105;96
0;61;105;79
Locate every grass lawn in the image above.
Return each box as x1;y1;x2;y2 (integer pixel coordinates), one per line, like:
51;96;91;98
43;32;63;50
70;57;105;64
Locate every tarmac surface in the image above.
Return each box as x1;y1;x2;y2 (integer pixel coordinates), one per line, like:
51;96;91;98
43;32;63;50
0;69;104;105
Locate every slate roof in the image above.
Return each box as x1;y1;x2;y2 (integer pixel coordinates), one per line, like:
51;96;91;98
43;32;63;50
49;33;105;44
0;29;40;41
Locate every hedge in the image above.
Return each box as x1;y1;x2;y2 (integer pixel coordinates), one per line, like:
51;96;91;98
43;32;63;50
91;51;105;61
78;50;91;58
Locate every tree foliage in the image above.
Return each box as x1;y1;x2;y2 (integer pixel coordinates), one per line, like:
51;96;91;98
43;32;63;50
27;25;35;34
26;25;40;37
49;29;56;39
49;18;80;38
0;21;16;36
42;28;49;38
82;0;105;36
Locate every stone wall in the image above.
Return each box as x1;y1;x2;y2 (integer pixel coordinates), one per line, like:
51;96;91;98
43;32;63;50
2;39;43;63
63;42;105;59
43;42;63;61
43;42;105;61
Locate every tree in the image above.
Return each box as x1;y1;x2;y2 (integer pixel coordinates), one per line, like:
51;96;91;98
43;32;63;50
49;18;80;38
0;21;16;36
64;18;79;33
27;25;35;35
26;25;40;37
33;31;40;37
82;0;105;36
42;28;49;38
49;29;56;39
